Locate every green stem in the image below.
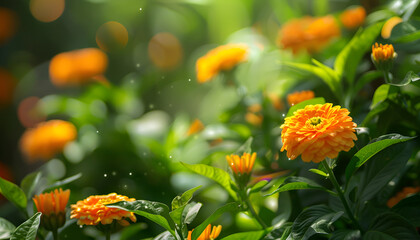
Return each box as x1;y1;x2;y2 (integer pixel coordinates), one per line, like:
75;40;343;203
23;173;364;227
321;161;363;233
383;71;391;84
52;229;59;240
241;190;267;230
105;230;111;240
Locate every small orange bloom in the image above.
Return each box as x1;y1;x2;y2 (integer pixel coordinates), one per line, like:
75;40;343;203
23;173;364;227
387;186;420;208
187;119;205;136
381;17;403;39
71;193;137;226
287;90;315;106
278;15;340;54
49;48;108;87
196;44;248;83
33;188;70;231
20;120;77;161
226;152;256;175
372;43;396;62
280;103;357;163
339;6;366;29
188;224;222;240
245;112;263;126
266;93;285;111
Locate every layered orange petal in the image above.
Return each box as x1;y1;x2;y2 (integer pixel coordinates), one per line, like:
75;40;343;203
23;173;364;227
226;152;256;174
188;224;222;240
33;188;70;216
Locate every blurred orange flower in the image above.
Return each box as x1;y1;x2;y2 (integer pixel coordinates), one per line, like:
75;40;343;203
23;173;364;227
339;6;366;29
71;193;136;226
0;8;18;45
245;112;263;126
266;92;285;111
226;152;256;175
196;44;248;83
372;43;396;62
20;120;77;161
187;119;205;136
277;15;340;54
49;48;108;87
381;17;403;39
33;188;70;230
148;32;183;70
280;103;357;163
0;68;16;107
287;90;315;106
387;186;420;208
188;224;222;240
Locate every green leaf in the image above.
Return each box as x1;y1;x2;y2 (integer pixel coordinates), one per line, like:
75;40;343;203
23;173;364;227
361;101;390;127
182;202;202;225
358;139;414;202
330;229;361;240
181;162;237;200
234;137;253;155
282;61;340;98
170;186;201;225
290;205;343;240
313;0;328;16
334;22;384;85
191;202;240;240
154;231;176;240
309;169;328;177
42;173;82;192
0;177;27;210
263;223;292;240
0;217;15;239
20;172;41;199
370;84;398;109
220;230;266;240
10;212;41;240
387;0;420;20
402;71;420;88
353;71;383;96
265;176;332;196
248;180;269;195
365;212;419;240
107;200;176;237
345;134;414;181
389;19;420;42
392;195;420;226
286;97;326;117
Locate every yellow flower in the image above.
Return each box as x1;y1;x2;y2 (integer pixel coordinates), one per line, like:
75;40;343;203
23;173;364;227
20;120;77;161
187;119;205;136
188;224;222;240
196;44;248;83
226;152;256;175
280;103;357;163
70;193;137;226
372;43;396;62
381;17;403;39
339;6;366;29
287;90;315;106
33;188;70;231
277;15;340;54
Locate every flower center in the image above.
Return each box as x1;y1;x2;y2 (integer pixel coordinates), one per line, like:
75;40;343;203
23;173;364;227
307;117;323;127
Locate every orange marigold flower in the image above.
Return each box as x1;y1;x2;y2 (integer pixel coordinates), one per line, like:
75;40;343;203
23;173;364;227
387;186;420;208
339;6;366;29
20;120;77;161
70;193;137;226
277;15;340;54
188;224;222;240
33;188;70;231
287;90;315;106
372;43;396;62
49;48;108;87
187;119;205;136
381;17;403;39
226;152;256;175
280;103;357;163
196;44;248;83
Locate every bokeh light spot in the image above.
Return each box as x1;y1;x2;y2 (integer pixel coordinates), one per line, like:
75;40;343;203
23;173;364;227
0;68;16;107
96;21;128;52
148;32;183;70
0;8;18;45
18;96;46;128
30;0;65;23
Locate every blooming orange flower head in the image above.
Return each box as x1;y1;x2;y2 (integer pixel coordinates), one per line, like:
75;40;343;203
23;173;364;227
339;6;366;29
196;43;248;83
49;48;108;87
371;43;397;71
287;90;315;106
187;119;205;136
226;152;256;188
70;193;137;226
33;188;70;231
280;103;357;163
278;15;340;54
20;120;77;161
387;186;420;208
188;224;222;240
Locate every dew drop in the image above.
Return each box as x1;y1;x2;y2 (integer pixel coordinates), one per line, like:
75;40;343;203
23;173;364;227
129;172;133;176
96;130;99;133
169;155;172;159
188;78;191;82
145;206;148;209
282;114;286;117
123;184;128;189
104;173;108;177
288;158;291;160
139;7;142;11
79;225;83;228
112;171;116;176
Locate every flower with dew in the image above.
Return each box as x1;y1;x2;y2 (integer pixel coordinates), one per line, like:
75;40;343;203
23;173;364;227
188;224;222;240
277;15;340;54
20;120;77;161
287;90;315;106
196;43;248;83
280;103;357;163
371;43;397;72
226;152;256;188
339;6;366;29
33;188;70;231
70;193;136;226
